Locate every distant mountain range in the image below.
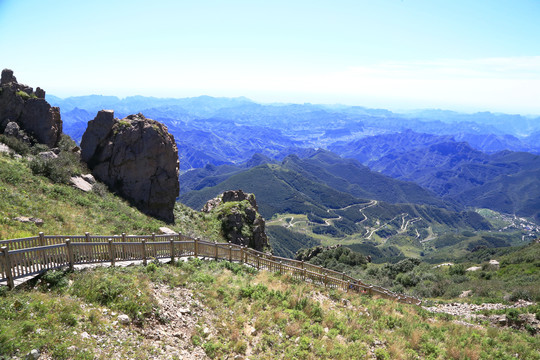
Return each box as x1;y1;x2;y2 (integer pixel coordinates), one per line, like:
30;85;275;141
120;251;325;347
49;94;540;259
179;152;492;259
48;95;540;171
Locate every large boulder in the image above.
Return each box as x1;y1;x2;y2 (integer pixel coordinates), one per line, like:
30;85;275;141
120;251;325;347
203;190;270;252
0;69;62;147
81;111;179;222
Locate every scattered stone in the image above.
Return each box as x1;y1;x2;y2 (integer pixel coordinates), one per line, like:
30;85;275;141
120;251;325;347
70;176;93;192
177;307;190;314
488;259;500;270
81;173;96;184
81;331;91;340
4;121;20;137
118;314;130;325
26;349;40;360
80;111;179;223
433;262;454;268
159;227;177;235
38;151;58;160
459;290;472;298
0;143;11;153
466;266;482;272
13;216;44;226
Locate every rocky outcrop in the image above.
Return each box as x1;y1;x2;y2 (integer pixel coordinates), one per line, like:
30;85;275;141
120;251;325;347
80;111;179;223
202;190;269;252
0;69;62;147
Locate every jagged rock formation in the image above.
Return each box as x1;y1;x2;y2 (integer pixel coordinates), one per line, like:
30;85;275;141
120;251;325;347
203;190;269;252
0;69;62;147
81;110;179;223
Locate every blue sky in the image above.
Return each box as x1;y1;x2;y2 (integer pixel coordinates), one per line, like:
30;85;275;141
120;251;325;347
1;0;539;114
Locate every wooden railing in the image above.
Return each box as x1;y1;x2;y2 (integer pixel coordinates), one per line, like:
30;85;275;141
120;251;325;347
0;233;421;305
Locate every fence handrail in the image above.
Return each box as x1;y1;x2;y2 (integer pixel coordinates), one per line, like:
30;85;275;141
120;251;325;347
0;233;421;305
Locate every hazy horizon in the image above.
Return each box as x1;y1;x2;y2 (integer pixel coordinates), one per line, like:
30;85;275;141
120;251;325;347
1;0;539;115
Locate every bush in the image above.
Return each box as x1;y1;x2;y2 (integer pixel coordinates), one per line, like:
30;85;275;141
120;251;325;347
30;151;81;184
509;289;532;302
40;270;69;290
449;264;465;276
0;134;31;155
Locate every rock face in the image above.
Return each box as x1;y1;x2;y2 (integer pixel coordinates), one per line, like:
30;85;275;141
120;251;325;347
203;190;269;252
81;111;179;223
0;69;62;147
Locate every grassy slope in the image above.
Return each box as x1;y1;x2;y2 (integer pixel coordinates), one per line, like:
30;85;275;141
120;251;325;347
1;261;538;359
312;241;540;303
0;151;222;241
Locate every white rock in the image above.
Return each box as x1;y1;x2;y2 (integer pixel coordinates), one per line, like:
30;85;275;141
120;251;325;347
81;331;91;339
118;314;130;325
81;173;96;184
0;143;11;154
159;226;177;235
70;176;93;192
26;349;40;360
38;151;58;160
177;307;190;314
466;266;482;272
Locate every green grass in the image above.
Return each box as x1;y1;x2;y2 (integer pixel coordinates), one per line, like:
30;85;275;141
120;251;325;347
1;261;538;359
0;147;226;241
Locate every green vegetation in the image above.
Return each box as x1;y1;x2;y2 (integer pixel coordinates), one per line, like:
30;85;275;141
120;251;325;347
0;135;225;241
15;90;37;100
300;242;540;302
1;261;538;359
180;160;533;264
267;225;320;258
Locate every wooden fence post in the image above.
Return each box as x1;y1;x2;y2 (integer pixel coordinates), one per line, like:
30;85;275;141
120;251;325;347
228;242;232;262
66;239;74;270
142;240;147;266
324;273;328;288
1;246;14;290
256;255;260;270
108;239;115;266
85;232;90;243
194;238;199;258
302;261;306;280
152;233;156;242
214;241;218;261
240;247;244;264
39;232;45;246
121;233;126;257
170;239;175;263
